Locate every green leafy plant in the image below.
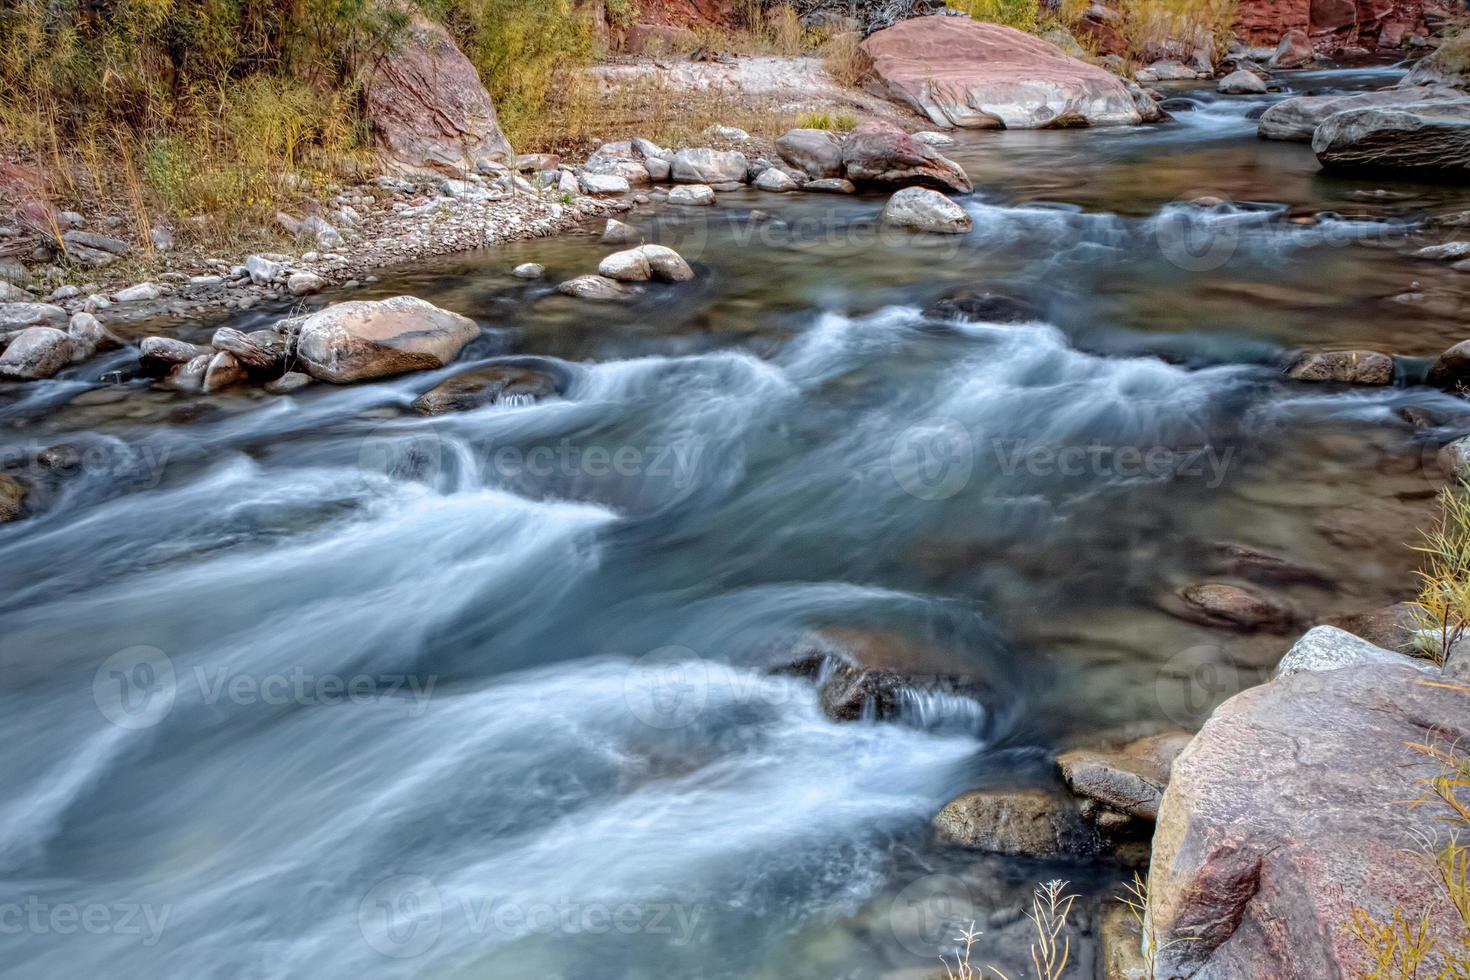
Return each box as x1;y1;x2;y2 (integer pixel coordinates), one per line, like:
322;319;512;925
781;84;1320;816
797;110;858;131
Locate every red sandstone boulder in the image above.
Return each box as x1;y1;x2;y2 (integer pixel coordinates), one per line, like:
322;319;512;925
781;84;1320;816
857;16;1141;130
363;13;513;175
839;120;973;194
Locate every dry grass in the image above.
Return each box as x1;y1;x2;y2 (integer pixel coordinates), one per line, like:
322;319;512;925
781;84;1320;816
1409;482;1470;665
940;881;1078;980
1117;0;1238;65
822;30;868;88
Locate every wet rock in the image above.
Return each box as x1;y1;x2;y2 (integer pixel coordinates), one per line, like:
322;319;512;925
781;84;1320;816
802;178;857;194
556;275;639;300
512;262;545;279
933;788;1095;857
245;255;285;285
639;244;694;282
840;119;972;194
0;282;31;302
264;371;312;395
1438;435;1470;480
1426;339;1470;392
1416;241;1470;260
1284;349;1393;384
139;336;211;373
580;174;630;195
911;131;956;147
211;327;285;373
1125;78;1168;123
1259;87;1461;142
1058;731;1192;822
598;247;652;282
754;168;799;192
879;187;973;234
671;148;748;184
362;12;512;175
0;327;75;379
1314;100;1470;176
922;292;1042;324
601;218;639;245
0;302;66;331
202;351;247;393
668;185;716;206
113;282;159;303
1218;69;1267;95
1275;625;1430;678
775;128;846;179
293;296;480;383
1149;664;1468;978
0;473;24;522
66;312;106;359
411;360;565;415
287;272;326;297
1170;582;1298;632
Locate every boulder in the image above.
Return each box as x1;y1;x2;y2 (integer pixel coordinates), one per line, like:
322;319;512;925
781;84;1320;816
638;244;695;282
0;327;75;379
363;13;512;175
1058;731;1193;821
67;312;107;359
139;336;211;372
670;148;749;184
802;177;857;194
0;473;24;522
598;248;652;282
211;327;285;373
668;185;716;206
579;174;631;195
61;230;131;257
1170;582;1298;632
287;272;326;297
0;303;66;331
1284;349;1393;384
245;255;285;285
202;351;247;393
1402;43;1470;89
411;360;566;415
1269;29;1314;69
265;371;312;395
292;296;479;383
1275;625;1430;678
1426;338;1470;391
933;788;1095;856
511;262;545;279
1416;241;1470;260
1313;100;1470;175
1124;78;1168;123
754;168;799;192
583;154;651;185
858;17;1142;130
840;120;972;194
163;354;210;393
1258;87;1462;142
1218;69;1268;94
775;129;846;179
1150;664;1469;978
879;187;974;234
601;218;639;245
556;275;639;300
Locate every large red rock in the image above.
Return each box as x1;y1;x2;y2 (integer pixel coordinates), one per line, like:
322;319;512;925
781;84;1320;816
363;13;513;175
857;16;1141;129
839;120;973;194
1150;663;1469;978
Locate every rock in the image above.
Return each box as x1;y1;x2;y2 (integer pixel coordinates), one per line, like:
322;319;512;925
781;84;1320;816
211;327;284;373
139;336;212;371
601;218;640;245
557;171;580;196
1149;664;1468;978
0;473;24;522
61;230;131;257
858;17;1142;129
1259;87;1462;142
1313;100;1470;175
511;262;545;279
1416;241;1470;260
598;248;652;282
668;185;716;206
1438;436;1470;480
1058;731;1192;821
411;360;565;414
879;187;973;234
775;129;846;179
644;157;671;182
579;173;631;195
0;303;66;331
264;371;312;395
112;282;160;303
802;178;857;194
1218;69;1268;94
912;131;956;147
292;296;480;383
245;255;286;285
932;788;1094;856
287;272;326;297
0;282;30;302
0;327;75;379
1171;582;1297;632
1124;78;1168;123
1268;29;1314;69
1275;625;1430;678
1426;339;1470;391
1403;43;1470;89
556;275;639;300
840;120;972;194
670;148;749;184
362;12;512;175
922;292;1042;324
583;154;651;185
66;312;106;359
202;351;247;393
638;244;694;282
1284;349;1393;384
514;152;560;172
1136;60;1202;81
163;353;211;393
707;125;749;141
1326;602;1426;656
630;137;669;161
754;168;799;192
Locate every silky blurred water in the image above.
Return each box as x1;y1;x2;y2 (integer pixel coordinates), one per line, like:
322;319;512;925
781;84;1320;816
3;63;1470;979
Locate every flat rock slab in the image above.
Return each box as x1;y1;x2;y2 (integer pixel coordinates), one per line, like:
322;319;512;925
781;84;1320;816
1150;664;1470;978
1314;99;1470;175
858;17;1141;130
1058;730;1192;821
1274;625;1431;678
1258;87;1461;142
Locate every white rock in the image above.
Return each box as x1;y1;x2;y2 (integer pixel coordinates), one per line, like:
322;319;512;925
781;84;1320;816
0;326;75;379
668;185;716;206
512;263;545;279
599;248;653;282
579;174;631;195
245;255;286;285
707;125;750;141
287;272;326;297
638;245;694;282
1275;626;1431;678
754;168;799;192
879;187;974;234
0;282;31;302
1416;241;1470;261
67;312;106;359
913;131;957;147
1218;69;1268;95
602;219;640;244
671;148;749;184
113;282;160;303
556;275;639;300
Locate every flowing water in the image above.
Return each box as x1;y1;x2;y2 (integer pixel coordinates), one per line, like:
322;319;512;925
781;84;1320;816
5;63;1470;979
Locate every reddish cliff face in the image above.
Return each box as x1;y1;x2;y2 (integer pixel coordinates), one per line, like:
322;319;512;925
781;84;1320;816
1235;0;1459;50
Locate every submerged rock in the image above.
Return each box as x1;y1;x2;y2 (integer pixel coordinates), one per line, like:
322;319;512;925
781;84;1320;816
0;473;24;522
1284;349;1393;384
556;275;640;300
411;360;566;415
922;292;1042;324
292;296;480;383
933;788;1096;857
1058;731;1192;822
1169;582;1298;632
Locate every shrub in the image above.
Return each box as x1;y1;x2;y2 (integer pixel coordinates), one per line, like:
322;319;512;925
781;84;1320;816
821;29;867;88
1410;482;1470;665
1117;0;1238;64
946;0;1040;32
797;110;858;131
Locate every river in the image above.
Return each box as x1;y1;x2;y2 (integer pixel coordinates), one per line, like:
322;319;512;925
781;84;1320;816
3;62;1470;979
